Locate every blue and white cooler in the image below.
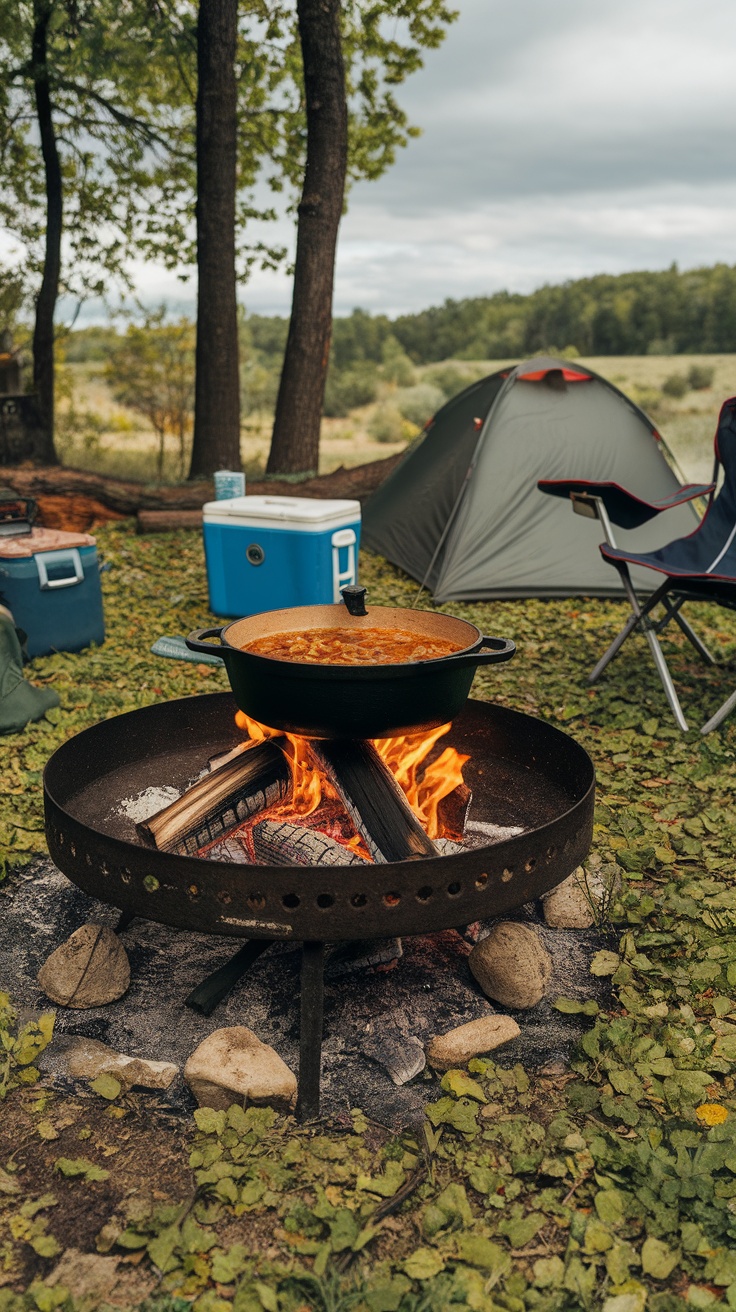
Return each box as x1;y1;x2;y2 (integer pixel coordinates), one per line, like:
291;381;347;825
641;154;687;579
202;495;361;618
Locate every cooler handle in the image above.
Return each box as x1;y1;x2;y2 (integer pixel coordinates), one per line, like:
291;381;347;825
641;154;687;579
35;548;84;590
332;528;356;603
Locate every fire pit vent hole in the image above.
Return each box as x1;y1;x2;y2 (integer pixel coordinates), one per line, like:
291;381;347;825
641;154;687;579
525;857;537;873
247;893;266;911
351;893;367;908
475;872;488;890
383;892;401;907
447;881;462;897
217;891;231;905
188;883;200;898
283;893;300;909
121;868;132;885
546;846;557;860
416;886;433;902
317;893;334;909
502;867;514;883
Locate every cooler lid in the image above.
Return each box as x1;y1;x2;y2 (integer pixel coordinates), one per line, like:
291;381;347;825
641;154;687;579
0;526;96;559
203;495;361;527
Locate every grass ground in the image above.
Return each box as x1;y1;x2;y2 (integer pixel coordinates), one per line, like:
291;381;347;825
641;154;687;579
2;527;736;1310
56;355;736;487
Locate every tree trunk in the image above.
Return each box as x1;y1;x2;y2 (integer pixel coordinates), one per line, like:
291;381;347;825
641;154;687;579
188;0;241;480
30;0;61;466
266;0;348;477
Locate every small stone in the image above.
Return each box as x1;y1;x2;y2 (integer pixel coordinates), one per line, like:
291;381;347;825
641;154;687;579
538;1056;568;1077
64;1038;177;1091
37;924;130;1008
469;922;552;1009
184;1026;296;1112
426;1015;521;1070
542;870;595;929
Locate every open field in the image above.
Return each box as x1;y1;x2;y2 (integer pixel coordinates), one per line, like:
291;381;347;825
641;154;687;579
57;354;736;486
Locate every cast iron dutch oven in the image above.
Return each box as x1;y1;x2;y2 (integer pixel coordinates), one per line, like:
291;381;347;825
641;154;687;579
186;585;515;739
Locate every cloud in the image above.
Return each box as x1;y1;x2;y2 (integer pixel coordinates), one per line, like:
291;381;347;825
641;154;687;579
34;0;736;322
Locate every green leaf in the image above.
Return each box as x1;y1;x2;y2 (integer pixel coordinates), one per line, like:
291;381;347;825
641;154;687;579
403;1247;446;1279
453;1233;511;1275
595;1189;626;1225
54;1157;109;1181
590;950;620;976
440;1070;486;1101
90;1073;122;1100
28;1233;62;1258
552;996;598;1015
641;1235;680;1279
533;1255;565;1288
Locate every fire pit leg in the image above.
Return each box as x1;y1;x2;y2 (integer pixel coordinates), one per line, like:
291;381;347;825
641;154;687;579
184;939;271;1016
296;940;325;1122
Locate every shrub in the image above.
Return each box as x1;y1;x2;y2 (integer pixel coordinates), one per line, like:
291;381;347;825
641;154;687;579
323;365;378;417
662;372;689;399
687;363;715;391
381;337;416;386
423;363;471;400
368;404;405;444
394;382;445;428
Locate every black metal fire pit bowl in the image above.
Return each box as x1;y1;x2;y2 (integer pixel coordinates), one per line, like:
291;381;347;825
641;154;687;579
44;692;595;1119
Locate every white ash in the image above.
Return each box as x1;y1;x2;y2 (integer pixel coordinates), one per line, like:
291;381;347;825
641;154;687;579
464;820;525;847
117;785;181;824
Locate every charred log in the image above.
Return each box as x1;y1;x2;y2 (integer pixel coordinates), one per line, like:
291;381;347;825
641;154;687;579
252;818;369;867
138;741;289;854
307;740;439;863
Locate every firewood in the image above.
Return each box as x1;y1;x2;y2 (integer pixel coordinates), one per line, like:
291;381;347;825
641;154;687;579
307;739;439;863
137;740;289;855
437;782;472;840
252;819;369;867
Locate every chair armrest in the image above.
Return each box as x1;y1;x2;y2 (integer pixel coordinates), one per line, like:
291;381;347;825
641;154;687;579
537;478;714;530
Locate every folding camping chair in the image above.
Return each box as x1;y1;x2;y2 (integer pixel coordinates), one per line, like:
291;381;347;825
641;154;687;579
538;395;736;735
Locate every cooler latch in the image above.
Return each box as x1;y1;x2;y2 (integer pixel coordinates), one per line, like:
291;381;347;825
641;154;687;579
331;528;357;603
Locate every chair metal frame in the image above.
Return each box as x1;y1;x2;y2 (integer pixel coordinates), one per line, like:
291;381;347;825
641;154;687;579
567;491;731;734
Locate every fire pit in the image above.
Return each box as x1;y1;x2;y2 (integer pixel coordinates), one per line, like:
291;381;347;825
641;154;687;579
44;692;594;1117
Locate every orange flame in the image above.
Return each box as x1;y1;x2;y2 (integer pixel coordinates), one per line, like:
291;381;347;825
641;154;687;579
234;710;468;838
234;711;338;818
374;725;469;838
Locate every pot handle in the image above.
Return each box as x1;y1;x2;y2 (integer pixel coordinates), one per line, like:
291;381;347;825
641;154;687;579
186;626;226;655
443;634;516;668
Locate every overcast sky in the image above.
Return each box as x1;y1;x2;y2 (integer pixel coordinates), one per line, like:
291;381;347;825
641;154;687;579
43;0;736;319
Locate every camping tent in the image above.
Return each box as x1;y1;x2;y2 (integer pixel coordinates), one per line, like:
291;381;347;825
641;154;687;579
361;355;702;600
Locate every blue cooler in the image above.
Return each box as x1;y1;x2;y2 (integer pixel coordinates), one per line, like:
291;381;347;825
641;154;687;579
0;528;105;658
202;495;361;618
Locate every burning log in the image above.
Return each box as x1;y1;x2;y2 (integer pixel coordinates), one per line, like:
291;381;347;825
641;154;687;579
252;819;369;867
308;739;439;863
137;741;290;854
437;782;472;841
205;836;251;864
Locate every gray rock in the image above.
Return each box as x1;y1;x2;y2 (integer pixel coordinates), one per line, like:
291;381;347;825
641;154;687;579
62;1037;177;1090
542;869;596;929
469;922;552;1009
426;1015;521;1070
184;1026;297;1112
37;923;130;1008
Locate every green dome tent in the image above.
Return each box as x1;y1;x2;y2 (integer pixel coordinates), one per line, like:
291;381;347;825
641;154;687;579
361;355;700;600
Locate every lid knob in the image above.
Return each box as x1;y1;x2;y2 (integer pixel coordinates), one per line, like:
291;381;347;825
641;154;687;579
341;584;368;616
